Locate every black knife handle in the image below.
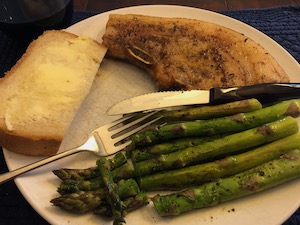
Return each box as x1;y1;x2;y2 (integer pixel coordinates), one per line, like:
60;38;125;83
210;83;300;104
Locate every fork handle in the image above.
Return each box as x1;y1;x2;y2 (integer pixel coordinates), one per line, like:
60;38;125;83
0;148;82;185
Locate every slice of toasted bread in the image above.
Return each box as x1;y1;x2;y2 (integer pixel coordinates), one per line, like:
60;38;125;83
0;30;107;156
102;14;289;90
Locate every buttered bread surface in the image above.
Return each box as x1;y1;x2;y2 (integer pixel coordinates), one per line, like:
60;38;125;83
0;30;107;156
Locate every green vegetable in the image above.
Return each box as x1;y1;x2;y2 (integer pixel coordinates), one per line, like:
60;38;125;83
51;189;105;214
51;100;300;221
131;100;300;146
111;161;135;180
97;157;125;225
130;136;221;162
121;192;149;215
134;116;298;176
53;167;99;181
57;162;135;194
53;152;127;181
159;98;262;120
139;132;300;190
94;192;150;217
57;177;102;195
51;179;140;213
153;149;300;216
117;179;140;198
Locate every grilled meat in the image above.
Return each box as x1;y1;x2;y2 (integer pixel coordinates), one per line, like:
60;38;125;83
102;14;289;90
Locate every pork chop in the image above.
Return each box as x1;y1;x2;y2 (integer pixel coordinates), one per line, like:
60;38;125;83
102;14;289;90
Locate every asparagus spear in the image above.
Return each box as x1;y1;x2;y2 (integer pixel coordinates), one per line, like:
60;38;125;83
51;179;140;213
53;167;98;181
117;179;140;198
159;98;262;120
139;132;300;191
121;192;150;215
94;192;150;217
57;179;77;195
131;99;300;146
111;161;135;180
53;152;127;180
130;136;221;162
134;116;298;176
97;157;125;225
57;176;138;195
153;149;300;216
51;189;105;213
109;152;128;168
57;162;135;194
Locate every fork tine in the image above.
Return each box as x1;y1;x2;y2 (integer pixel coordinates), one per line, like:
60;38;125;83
114;140;133;151
113;115;163;143
104;113;138;129
110;111;159;136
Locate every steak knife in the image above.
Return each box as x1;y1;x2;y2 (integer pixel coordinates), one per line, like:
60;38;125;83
106;83;300;115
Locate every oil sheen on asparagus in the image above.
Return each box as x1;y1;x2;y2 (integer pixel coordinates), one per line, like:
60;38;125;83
51;99;300;224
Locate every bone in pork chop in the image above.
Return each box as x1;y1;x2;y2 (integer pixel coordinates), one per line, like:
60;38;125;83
102;14;289;90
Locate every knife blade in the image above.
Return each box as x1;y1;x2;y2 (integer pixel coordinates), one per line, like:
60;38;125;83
106;83;300;115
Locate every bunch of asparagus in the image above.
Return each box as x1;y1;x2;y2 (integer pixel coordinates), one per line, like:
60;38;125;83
51;99;300;224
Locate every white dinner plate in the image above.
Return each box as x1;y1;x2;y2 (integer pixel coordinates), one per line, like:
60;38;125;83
3;5;300;225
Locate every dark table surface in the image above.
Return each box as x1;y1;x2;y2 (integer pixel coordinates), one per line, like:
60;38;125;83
0;4;300;225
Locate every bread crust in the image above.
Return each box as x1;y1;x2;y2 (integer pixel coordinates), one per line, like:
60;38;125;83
0;30;107;156
0;128;61;156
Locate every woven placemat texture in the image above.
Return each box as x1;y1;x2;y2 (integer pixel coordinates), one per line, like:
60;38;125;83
0;6;299;225
222;6;300;64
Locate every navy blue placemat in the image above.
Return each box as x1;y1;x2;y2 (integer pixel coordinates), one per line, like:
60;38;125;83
222;6;300;64
0;6;299;225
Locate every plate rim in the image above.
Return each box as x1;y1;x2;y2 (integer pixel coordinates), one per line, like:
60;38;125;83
3;4;300;225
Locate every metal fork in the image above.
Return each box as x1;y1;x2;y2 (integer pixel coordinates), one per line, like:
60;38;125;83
0;111;162;185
